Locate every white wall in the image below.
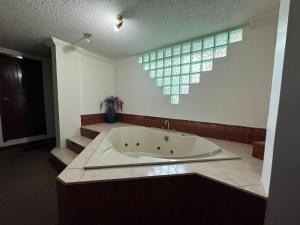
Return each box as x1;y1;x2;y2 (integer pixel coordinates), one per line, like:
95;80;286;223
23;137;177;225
262;0;289;195
50;38;114;148
115;19;277;128
79;52;115;115
0;48;56;147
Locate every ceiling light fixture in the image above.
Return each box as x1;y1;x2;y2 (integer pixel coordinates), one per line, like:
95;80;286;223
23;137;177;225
114;14;124;32
83;33;92;43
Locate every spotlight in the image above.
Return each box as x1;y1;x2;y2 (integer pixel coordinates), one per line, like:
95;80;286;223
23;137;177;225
115;14;124;31
83;33;92;43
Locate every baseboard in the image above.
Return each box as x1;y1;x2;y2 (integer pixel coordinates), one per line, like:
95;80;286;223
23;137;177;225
81;113;106;125
80;113;266;144
0;137;56;151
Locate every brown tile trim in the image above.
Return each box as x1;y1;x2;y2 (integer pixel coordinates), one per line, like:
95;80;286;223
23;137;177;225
66;139;85;154
252;141;265;160
118;113;266;144
81;113;106;126
56;174;266;225
80;127;100;139
80;113;266;144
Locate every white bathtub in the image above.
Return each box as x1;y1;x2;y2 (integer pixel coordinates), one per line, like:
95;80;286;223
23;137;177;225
85;126;239;169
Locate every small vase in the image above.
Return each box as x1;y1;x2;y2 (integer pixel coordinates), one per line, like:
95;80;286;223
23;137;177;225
106;111;117;123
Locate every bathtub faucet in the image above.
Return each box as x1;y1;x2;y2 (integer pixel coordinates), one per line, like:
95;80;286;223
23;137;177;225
164;119;170;131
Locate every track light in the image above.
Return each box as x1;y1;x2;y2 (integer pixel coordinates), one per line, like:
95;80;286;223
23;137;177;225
83;33;92;43
114;14;124;31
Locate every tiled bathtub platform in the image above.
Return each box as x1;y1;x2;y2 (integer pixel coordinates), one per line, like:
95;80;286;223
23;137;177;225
57;123;267;225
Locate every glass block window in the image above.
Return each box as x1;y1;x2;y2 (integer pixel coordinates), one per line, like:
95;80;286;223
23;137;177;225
190;73;200;84
164;48;172;58
137;27;244;104
156;78;163;86
202;49;214;61
171;85;180;95
156;69;163;77
171;95;179;104
192;39;202;51
203;36;215;49
164;58;172;67
164;77;171;86
157;50;164;59
173;45;181;55
143;54;149;62
180;85;189;94
215;32;228;46
229;28;243;43
181;54;191;64
150;52;156;61
182;42;191;54
180;75;190;84
143;63;149;71
164;67;171;76
150;61;156;70
202;60;213;72
214;45;227;58
191;51;202;62
163;86;171;95
149;70;156;79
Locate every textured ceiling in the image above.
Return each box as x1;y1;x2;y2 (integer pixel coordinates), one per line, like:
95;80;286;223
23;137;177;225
0;0;279;60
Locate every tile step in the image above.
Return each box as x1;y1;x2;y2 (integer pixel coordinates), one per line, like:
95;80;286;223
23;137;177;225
50;147;78;166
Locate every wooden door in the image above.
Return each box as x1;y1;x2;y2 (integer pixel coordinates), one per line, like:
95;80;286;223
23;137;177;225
0;54;47;141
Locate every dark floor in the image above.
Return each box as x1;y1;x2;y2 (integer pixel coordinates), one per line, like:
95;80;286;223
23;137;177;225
0;146;62;225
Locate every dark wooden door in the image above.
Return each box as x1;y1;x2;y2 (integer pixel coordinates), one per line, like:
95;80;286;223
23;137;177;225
0;54;47;141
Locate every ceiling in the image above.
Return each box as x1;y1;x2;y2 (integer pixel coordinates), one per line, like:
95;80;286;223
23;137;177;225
0;0;280;60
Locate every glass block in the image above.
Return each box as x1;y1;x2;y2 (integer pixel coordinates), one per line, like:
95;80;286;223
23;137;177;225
203;36;215;49
143;63;149;71
156;78;163;86
172;66;181;76
157;50;164;59
171;85;180;95
164;48;172;58
138;55;143;64
150;61;156;70
172;76;180;85
202;48;214;60
190;73;200;84
163;86;171;95
191;62;201;73
143;54;149;63
181;64;190;74
164;67;172;76
156;59;164;68
214;45;227;58
202;60;213;72
182;42;191;54
191;51;202;62
215;32;228;46
149;70;156;79
156;68;163;77
164;58;172;67
171;95;179;104
192;39;202;51
172;56;181;66
150;52;156;61
180;85;189;94
181;53;191;64
180;75;190;84
229;28;243;43
163;77;171;86
172;45;181;55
